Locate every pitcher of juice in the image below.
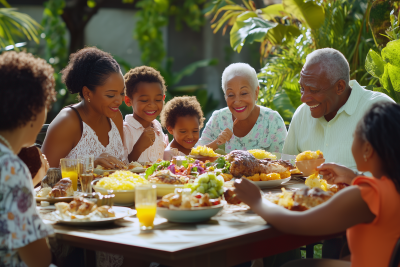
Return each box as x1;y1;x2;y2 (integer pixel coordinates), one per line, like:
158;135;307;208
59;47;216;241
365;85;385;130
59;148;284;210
60;158;78;191
135;185;157;230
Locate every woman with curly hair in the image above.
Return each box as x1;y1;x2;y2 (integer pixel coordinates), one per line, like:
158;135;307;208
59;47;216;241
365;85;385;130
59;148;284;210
0;51;56;267
160;96;205;159
42;47;127;168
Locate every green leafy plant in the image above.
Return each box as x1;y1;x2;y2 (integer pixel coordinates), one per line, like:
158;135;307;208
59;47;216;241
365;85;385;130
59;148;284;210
365;39;400;102
0;1;41;49
208;0;377;124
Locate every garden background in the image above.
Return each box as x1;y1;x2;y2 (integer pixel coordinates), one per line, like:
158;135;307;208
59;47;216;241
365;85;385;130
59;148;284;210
1;0;399;126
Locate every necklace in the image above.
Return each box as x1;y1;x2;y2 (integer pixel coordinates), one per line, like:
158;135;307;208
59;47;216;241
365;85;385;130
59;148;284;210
0;135;13;152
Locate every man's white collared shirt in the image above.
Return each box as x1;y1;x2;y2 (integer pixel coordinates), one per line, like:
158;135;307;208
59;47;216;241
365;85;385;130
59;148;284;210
282;80;394;171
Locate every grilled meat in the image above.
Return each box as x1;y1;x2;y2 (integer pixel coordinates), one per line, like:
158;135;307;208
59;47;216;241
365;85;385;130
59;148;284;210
226;150;294;177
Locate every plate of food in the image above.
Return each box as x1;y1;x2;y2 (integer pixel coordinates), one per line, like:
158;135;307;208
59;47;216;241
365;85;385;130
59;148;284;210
251;176;291;189
157;191;224;223
92;171;148;206
51;197;134;226
148;170;188;197
189;146;220;162
36;178;75;203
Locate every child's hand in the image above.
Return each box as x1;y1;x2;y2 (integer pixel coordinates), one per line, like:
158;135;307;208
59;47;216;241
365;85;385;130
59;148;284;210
234;178;262;208
216;128;233;145
138;126;156;150
317;163;356;185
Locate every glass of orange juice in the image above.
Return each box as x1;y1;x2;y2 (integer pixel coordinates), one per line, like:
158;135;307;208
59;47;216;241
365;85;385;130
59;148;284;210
60;158;78;191
135;185;157;230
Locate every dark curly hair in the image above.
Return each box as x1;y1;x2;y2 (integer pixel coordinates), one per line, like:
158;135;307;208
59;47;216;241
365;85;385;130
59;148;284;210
356;101;400;193
160;96;205;129
0;51;56;131
61;47;121;98
124;66;166;98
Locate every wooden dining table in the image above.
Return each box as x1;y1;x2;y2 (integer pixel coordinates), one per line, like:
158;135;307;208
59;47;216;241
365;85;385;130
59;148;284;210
38;178;342;267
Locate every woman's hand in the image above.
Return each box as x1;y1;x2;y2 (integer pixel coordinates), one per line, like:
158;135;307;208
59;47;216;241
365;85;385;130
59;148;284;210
234;178;263;208
317;163;356;185
95;153;126;169
216;128;233;145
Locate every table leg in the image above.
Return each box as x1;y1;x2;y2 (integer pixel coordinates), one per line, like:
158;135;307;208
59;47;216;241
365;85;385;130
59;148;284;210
84;249;96;267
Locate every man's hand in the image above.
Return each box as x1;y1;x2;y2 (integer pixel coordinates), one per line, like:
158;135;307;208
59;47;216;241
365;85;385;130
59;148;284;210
95;153;126;169
216;128;233;145
317;163;356;185
233;178;263;208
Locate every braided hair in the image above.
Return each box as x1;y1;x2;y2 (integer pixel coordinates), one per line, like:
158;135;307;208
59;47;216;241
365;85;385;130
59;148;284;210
356;101;400;192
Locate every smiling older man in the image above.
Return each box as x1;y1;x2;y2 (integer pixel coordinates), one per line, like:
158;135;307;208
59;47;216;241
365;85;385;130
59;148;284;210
283;48;394;171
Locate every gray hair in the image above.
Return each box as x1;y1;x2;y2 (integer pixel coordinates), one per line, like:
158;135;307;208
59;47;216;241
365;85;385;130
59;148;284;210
221;63;259;94
304;48;350;86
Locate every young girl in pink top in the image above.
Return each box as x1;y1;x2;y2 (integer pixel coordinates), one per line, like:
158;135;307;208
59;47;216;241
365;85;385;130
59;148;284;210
123;66;168;163
235;102;400;267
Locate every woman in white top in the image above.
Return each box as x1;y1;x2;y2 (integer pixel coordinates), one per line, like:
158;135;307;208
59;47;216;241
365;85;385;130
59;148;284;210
42;47;127;168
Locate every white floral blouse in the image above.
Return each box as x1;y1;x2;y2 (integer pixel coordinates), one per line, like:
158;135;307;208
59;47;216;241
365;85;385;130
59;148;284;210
0;144;53;267
197;106;287;153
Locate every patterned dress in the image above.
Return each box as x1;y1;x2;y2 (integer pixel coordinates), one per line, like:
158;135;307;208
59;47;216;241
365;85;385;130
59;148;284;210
197;106;287;153
0;143;53;267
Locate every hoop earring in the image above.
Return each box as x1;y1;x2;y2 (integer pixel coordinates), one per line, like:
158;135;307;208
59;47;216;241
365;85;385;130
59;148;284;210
363;154;367;162
88;98;91;103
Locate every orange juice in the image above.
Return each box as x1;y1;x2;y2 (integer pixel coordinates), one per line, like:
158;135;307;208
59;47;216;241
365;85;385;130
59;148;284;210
62;171;78;191
136;205;157;228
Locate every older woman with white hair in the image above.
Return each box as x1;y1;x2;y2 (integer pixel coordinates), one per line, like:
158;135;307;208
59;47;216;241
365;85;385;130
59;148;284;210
197;63;287;153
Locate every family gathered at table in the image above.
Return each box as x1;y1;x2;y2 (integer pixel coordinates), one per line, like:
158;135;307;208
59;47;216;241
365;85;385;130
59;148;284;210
0;46;399;267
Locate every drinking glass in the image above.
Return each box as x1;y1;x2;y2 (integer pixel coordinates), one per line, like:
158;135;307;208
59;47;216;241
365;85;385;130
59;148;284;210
78;155;94;194
60;158;78;191
135;185;157;230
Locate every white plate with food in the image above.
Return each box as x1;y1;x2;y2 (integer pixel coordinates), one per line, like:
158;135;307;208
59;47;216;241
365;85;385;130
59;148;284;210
52;198;135;226
35;178;75;203
252;177;291;189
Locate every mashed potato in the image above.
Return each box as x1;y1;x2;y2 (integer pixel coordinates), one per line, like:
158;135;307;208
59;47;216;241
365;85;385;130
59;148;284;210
96;171;148;190
190;145;219;157
305;173;328;191
296;150;324;161
248;149;277;160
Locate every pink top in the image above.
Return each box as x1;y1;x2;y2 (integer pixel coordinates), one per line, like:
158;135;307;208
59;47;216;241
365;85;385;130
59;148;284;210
123;114;168;163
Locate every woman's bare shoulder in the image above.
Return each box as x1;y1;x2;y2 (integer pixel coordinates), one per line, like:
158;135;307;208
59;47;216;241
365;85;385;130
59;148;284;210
46;107;82;141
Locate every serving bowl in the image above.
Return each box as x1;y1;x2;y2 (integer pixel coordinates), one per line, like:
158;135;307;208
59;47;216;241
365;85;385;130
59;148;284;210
92;179;135;206
295;158;325;176
156;203;224;223
150;184;184;197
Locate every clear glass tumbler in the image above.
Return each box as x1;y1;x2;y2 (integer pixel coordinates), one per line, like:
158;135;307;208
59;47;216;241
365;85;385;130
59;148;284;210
78;155;94;194
60;158;78;191
135;185;157;230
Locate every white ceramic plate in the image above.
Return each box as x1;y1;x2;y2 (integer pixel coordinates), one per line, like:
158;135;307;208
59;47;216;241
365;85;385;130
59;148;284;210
54;206;135;226
252;177;291;189
150;184;185;197
157;202;224;223
35;196;74;203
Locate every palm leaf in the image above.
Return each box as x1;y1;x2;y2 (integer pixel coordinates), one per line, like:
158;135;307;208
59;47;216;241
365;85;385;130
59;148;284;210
0;8;41;49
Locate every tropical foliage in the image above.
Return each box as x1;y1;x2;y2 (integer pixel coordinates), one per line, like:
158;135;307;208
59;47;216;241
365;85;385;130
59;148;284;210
365;8;400;102
207;0;377;124
0;1;41;49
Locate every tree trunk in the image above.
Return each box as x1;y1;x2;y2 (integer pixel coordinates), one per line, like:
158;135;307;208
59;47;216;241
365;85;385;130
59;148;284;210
61;0;109;54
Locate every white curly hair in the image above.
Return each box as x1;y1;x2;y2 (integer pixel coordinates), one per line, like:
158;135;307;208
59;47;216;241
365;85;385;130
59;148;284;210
221;63;259;94
304;48;350;86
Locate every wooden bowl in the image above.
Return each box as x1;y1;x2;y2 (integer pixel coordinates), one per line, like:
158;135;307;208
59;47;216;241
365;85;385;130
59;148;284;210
295;158;325;176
